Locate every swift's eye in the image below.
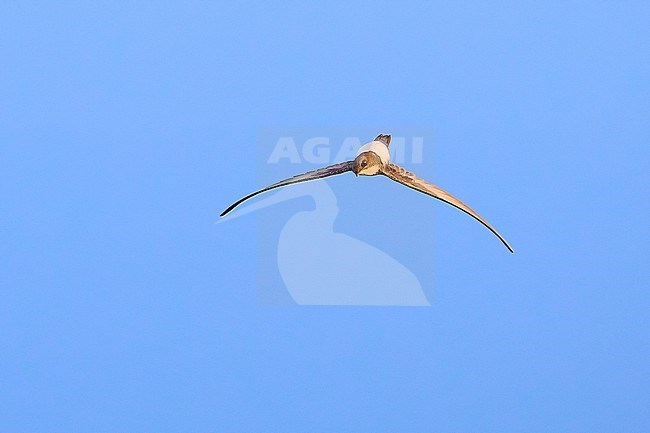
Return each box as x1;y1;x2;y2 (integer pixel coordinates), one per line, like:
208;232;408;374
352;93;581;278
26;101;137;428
361;159;367;167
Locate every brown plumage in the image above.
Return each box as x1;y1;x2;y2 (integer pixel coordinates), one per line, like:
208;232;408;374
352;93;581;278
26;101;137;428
221;134;513;253
353;151;383;176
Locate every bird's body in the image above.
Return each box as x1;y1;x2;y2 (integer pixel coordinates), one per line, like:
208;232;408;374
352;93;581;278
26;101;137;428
222;133;514;253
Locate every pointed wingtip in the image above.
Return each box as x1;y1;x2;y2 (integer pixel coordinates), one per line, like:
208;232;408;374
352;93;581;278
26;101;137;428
499;236;514;254
502;238;514;253
220;203;236;217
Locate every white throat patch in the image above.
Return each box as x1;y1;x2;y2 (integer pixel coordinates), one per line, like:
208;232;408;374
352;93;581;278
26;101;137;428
355;141;390;165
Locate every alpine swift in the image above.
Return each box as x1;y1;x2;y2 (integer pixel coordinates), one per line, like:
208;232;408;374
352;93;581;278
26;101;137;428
221;134;514;253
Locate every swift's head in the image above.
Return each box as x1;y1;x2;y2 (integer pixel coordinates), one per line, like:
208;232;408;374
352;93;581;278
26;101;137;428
353;151;384;176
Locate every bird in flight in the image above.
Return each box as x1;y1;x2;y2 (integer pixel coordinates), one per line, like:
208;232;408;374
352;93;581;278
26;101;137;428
221;134;513;253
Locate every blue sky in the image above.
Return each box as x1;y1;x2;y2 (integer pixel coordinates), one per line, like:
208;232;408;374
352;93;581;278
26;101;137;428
1;2;649;432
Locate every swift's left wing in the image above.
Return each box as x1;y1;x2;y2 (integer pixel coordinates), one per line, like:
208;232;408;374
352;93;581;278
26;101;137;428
221;161;355;217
